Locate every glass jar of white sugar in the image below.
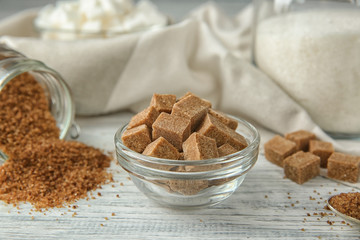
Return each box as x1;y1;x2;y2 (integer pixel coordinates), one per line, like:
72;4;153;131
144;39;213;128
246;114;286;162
253;0;360;138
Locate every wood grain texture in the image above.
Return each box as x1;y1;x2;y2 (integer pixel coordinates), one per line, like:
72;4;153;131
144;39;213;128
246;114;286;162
0;112;359;240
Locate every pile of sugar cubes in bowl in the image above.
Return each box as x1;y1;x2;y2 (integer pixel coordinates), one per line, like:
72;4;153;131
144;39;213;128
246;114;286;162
114;92;260;208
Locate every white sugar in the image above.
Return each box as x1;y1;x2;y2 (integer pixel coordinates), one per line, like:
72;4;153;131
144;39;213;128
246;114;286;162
255;9;360;134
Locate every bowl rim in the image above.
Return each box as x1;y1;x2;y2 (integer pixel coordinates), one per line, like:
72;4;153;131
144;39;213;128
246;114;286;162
114;114;260;166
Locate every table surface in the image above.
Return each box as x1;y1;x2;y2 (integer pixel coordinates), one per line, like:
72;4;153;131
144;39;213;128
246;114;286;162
0;112;358;239
0;1;360;239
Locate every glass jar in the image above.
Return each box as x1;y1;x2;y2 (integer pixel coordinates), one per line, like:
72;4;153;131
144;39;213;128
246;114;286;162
253;0;360;138
0;44;78;162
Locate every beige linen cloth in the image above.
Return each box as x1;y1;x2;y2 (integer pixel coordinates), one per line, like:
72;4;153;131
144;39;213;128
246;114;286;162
0;3;359;155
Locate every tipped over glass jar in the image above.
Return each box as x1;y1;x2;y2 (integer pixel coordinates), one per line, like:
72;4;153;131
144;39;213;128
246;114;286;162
0;44;78;163
253;0;360;138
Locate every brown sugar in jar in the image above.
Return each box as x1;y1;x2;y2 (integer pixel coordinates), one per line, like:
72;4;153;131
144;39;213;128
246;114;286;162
0;45;112;209
0;44;76;146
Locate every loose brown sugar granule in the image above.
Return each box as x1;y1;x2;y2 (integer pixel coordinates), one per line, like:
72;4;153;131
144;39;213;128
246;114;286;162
329;192;360;220
0;139;112;209
0;72;113;210
0;73;59;154
327;220;334;225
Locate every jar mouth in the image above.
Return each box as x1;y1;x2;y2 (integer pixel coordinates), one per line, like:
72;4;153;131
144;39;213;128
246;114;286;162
114;115;260;179
0;57;75;140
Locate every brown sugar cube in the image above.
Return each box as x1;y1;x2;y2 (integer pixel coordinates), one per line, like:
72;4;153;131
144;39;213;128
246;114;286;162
167;150;207;195
226;130;248;151
183;132;219;172
170;165;185;172
283;151;320;184
172;93;211;131
197;114;229;147
168;166;209;195
208;109;238;130
177;92;211;106
264;135;297;167
327;152;360;183
209;144;238;186
197;114;247;151
210;175;238;187
149;180;172;192
285;130;316;151
152;112;191;151
127;106;159;129
121;124;151;153
309;140;334;168
183;133;219;160
142;137;179;171
218;143;237;157
169;179;209;195
178;92;192;101
143;137;180;160
150;93;176;113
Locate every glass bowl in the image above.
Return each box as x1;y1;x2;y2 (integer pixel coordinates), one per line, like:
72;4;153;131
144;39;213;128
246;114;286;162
114;116;260;209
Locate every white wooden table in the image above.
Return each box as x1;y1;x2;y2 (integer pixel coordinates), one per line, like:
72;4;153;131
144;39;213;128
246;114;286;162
0;112;359;239
0;1;359;239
